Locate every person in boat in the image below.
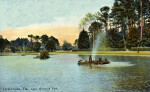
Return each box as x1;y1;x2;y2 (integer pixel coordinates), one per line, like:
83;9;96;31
89;55;92;64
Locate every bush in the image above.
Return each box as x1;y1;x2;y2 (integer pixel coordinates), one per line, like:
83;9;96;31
10;46;16;53
72;49;90;51
131;47;150;51
40;50;49;59
98;48;126;51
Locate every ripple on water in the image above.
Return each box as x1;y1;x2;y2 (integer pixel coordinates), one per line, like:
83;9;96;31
91;61;135;68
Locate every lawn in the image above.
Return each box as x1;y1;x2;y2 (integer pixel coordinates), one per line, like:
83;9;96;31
1;51;150;57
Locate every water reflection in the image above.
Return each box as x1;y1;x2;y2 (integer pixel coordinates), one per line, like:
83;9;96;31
78;55;150;91
0;55;150;92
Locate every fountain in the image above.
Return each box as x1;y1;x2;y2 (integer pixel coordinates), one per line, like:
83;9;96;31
78;30;110;65
92;31;106;60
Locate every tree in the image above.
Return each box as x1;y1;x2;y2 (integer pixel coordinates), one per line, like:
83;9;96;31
106;29;125;48
62;41;72;51
126;27;141;49
41;34;49;46
88;22;103;48
74;39;78;46
79;12;95;28
135;0;150;27
11;38;30;51
100;6;110;34
33;42;41;52
142;28;150;47
34;35;40;42
0;37;10;52
45;39;56;52
28;34;34;51
49;36;60;46
78;29;90;49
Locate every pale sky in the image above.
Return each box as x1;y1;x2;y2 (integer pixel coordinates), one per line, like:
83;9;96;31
0;0;114;45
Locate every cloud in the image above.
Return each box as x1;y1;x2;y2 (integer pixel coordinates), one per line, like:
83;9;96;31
0;23;81;45
0;0;113;30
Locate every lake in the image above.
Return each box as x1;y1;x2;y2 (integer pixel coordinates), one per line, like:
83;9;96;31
0;54;150;92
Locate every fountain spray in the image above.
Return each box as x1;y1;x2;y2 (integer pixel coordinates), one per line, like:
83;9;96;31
92;31;106;60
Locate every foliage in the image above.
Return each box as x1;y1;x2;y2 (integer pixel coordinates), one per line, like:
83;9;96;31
11;38;30;49
78;29;90;49
45;39;56;52
40;50;49;59
126;27;141;49
0;37;10;52
28;34;34;51
106;29;125;48
99;6;110;33
33;42;41;52
41;34;49;45
131;47;150;51
10;46;16;53
49;36;60;46
62;41;72;50
74;39;78;46
34;35;40;42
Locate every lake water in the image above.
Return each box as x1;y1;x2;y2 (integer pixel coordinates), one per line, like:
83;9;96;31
0;54;150;92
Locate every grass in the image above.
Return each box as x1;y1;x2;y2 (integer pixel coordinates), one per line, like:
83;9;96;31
0;51;150;57
49;51;150;56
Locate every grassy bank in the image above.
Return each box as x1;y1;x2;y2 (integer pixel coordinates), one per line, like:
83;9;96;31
50;51;150;56
0;51;150;57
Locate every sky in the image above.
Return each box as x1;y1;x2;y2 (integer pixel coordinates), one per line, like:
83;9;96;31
0;0;114;45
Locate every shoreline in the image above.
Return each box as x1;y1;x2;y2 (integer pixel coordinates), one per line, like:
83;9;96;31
0;51;150;57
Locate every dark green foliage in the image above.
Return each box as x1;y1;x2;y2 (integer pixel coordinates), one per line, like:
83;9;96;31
78;29;90;49
62;41;72;50
10;47;16;53
34;35;40;42
142;28;150;47
0;38;10;52
41;34;49;45
100;6;110;33
126;27;141;49
45;39;56;52
49;36;60;46
106;29;125;48
88;22;103;46
33;42;41;52
74;39;78;46
11;38;29;49
131;47;150;51
28;34;34;50
89;22;102;33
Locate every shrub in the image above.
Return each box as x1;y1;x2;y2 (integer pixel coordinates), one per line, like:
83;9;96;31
131;47;150;51
40;50;49;59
